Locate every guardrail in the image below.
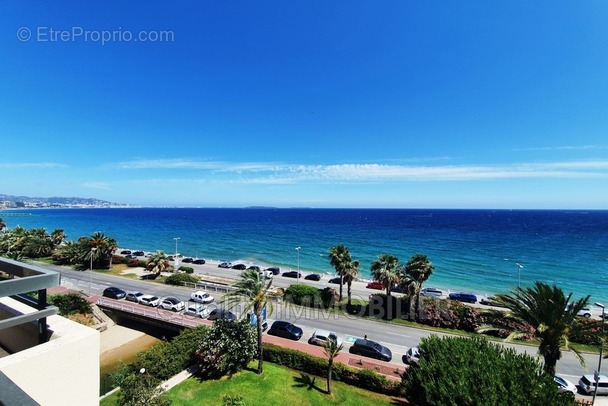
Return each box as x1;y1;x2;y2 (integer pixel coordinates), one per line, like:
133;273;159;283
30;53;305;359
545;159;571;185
178;281;235;293
96;298;204;329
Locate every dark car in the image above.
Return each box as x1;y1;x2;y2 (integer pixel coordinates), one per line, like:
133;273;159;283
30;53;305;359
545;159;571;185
120;250;132;255
232;263;247;270
182;257;194;263
267;321;303;341
480;295;505;307
266;267;281;275
102;287;126;300
282;271;301;279
449;292;478;303
349;338;392;362
328;277;342;284
133;251;145;256
305;273;321;281
193;258;206;265
248;265;261;272
207;308;237;321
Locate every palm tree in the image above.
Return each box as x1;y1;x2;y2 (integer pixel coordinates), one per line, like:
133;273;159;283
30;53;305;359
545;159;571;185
370;253;401;297
146;251;169;274
329;244;350;301
323;338;343;395
403;254;435;321
491;281;591;375
221;268;273;374
0;218;6;233
50;229;66;246
342;259;360;306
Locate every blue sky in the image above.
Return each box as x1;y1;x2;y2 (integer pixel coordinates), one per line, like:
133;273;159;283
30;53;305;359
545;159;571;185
1;1;607;208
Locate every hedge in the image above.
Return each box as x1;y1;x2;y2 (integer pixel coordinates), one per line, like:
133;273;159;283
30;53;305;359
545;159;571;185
262;343;402;396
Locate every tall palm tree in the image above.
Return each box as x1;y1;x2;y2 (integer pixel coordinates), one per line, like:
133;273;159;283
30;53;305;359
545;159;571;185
342;259;360;306
370;253;401;297
323;338;343;395
221;268;273;374
491;281;591;375
50;229;66;246
146;251;169;274
403;254;435;321
0;218;6;233
329;244;351;302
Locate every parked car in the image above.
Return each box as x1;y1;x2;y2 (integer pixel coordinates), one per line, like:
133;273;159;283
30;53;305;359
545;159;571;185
328;277;342;284
480;295;505;307
218;262;232;268
266;267;281;275
193;258;206;265
554;375;577;395
232;263;247;270
208;308;237;321
184;301;210;318
420;287;445;298
308;329;343;347
133;251;145;256
260;270;274;279
305;273;321;281
159;296;185;312
190;290;214;304
282;271;301;279
120;250;132;255
366;281;383;290
577;306;596;318
138;295;160;307
248;265;261;272
349;338;392;362
182;257;194;263
402;347;420;364
267;321;303;340
448;292;478;303
125;291;144;303
579;374;608;395
103;287;126;300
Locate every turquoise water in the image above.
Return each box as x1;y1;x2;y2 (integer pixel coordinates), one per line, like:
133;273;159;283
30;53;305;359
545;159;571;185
3;208;607;304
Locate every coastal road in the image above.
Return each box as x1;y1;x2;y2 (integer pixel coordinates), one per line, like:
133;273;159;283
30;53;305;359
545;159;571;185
42;261;599;385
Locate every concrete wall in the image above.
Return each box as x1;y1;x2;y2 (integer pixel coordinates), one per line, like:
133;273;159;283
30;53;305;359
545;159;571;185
0;298;100;406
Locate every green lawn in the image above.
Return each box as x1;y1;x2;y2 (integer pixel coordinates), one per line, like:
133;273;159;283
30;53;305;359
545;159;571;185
162;362;404;406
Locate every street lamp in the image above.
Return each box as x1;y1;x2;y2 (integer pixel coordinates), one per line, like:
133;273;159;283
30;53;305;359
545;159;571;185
516;263;524;288
173;237;180;268
296;247;301;282
593;302;605;405
89;247;97;296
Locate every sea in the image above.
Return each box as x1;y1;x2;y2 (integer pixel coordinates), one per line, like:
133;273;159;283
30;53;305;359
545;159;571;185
2;208;607;305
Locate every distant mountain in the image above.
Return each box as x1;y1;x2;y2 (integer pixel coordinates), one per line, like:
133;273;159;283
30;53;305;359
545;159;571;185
0;194;125;207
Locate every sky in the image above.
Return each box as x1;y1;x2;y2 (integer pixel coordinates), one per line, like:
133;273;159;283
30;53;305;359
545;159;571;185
1;1;607;209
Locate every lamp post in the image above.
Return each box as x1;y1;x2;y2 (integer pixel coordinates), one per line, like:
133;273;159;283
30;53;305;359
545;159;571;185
89;247;97;296
173;237;180;268
516;263;524;288
296;246;301;282
593;302;605;405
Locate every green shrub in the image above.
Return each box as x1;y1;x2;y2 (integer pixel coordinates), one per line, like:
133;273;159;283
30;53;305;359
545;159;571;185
48;293;92;316
179;266;194;274
164;273;199;286
402;335;576;406
283;284;325;308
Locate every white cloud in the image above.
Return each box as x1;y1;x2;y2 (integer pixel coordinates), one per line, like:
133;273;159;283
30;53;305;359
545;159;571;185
0;162;67;169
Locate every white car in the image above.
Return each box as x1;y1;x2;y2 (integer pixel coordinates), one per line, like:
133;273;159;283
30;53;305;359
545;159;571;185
191;290;214;304
260;270;274;279
420;287;444;298
184;301;211;318
579;374;608;395
138;294;160;307
159;297;185;312
554;376;577;395
308;329;343;347
402;347;420;364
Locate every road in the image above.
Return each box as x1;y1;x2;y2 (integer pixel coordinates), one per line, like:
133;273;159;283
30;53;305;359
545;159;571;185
42;260;601;392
